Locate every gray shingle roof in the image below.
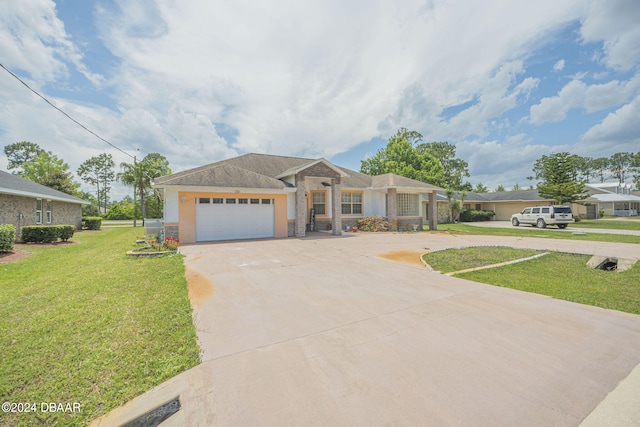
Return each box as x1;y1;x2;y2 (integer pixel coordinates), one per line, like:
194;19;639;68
371;173;443;191
156;163;290;189
0;170;88;204
154;153;444;191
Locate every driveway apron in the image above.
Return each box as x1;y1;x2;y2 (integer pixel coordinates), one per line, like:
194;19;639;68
178;233;640;426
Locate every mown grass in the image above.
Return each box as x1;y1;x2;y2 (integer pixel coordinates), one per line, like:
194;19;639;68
435;223;640;244
422;247;543;273
456;252;640;315
571;219;640;230
0;228;200;427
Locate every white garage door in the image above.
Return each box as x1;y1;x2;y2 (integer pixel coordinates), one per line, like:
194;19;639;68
196;197;275;241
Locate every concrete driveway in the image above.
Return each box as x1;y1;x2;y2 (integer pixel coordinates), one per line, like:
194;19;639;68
94;232;640;426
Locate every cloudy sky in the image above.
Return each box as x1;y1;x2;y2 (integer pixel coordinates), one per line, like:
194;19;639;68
1;0;639;198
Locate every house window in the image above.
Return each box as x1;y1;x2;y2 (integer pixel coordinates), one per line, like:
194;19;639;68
261;199;271;204
311;191;326;215
341;191;363;215
36;199;43;224
239;198;248;204
397;193;418;216
212;198;223;204
226;198;236;204
199;198;211;204
250;199;260;204
475;204;482;210
46;200;52;224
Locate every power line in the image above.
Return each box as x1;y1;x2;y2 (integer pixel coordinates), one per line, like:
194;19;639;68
0;62;135;160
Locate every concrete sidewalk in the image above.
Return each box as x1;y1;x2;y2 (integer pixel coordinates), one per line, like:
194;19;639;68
92;232;640;426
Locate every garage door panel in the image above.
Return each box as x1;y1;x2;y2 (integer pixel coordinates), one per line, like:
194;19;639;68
196;198;274;241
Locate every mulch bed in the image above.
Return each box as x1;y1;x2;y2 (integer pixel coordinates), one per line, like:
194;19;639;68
0;241;78;263
0;249;31;263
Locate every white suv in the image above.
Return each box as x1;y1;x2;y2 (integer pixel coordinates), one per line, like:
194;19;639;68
511;206;574;229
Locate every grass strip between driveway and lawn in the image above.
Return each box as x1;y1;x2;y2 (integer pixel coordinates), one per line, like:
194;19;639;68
436;223;640;244
424;247;640;315
422;247;543;274
0;227;200;427
570;218;640;230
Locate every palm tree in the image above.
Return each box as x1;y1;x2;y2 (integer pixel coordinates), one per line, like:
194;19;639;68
117;153;171;223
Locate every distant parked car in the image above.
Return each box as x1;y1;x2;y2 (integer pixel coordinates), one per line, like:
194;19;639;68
511;206;574;229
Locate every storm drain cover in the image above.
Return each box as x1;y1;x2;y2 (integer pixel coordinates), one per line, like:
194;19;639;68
596;258;618;271
122;397;181;427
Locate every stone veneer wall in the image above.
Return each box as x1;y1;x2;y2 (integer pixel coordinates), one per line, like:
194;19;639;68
397;217;423;231
164;225;179;240
0;194;82;239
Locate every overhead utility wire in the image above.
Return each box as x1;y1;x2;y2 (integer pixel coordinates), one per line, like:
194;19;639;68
0;63;134;160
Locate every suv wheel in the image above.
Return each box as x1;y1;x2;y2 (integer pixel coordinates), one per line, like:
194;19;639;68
512;218;519;226
536;218;546;228
558;224;567;229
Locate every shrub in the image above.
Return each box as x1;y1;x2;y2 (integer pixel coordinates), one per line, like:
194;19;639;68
21;225;61;243
599;209;605;218
104;203;135;220
355;216;389;232
0;224;16;252
460;209;495;222
58;225;75;241
82;217;102;230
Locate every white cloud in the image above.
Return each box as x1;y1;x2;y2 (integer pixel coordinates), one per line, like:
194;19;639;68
553;59;566;71
92;0;583;161
457;137;552;190
580;0;640;71
578;95;640;156
0;0;103;85
529;73;640;124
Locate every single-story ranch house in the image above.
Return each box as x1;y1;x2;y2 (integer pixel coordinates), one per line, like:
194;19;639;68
0;170;88;238
437;189;592;221
153;153;443;243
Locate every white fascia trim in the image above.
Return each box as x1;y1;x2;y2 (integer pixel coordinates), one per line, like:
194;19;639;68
0;188;89;204
155;185;296;194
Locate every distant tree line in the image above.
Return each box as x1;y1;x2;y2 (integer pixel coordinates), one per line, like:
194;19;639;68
359;129;640;208
3;141;171;219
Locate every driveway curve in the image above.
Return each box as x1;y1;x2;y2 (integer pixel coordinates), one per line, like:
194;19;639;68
177;232;640;426
94;232;640;426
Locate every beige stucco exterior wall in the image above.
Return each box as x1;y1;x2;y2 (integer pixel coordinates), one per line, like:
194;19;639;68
177;191;288;243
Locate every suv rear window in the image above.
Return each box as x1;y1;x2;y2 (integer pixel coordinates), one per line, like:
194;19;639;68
554;206;572;213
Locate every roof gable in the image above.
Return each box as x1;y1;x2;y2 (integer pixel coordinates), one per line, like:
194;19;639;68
153;153;444;192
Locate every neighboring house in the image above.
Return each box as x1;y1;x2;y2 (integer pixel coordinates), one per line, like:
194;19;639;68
585;182;640;216
153;153;443;243
0;170;88;238
434;188;597;222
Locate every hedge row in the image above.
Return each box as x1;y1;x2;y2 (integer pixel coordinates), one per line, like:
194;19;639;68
21;225;75;243
460;209;496;222
0;224;16;252
82;217;102;230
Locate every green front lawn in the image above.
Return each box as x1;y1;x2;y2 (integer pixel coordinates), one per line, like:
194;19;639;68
0;228;200;427
456;251;640;314
571;219;640;230
423;247;543;273
423;246;640;314
436;223;640;244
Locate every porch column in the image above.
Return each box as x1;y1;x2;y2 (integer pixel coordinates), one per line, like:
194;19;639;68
331;178;342;235
387;188;397;231
428;191;438;231
295;174;306;237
